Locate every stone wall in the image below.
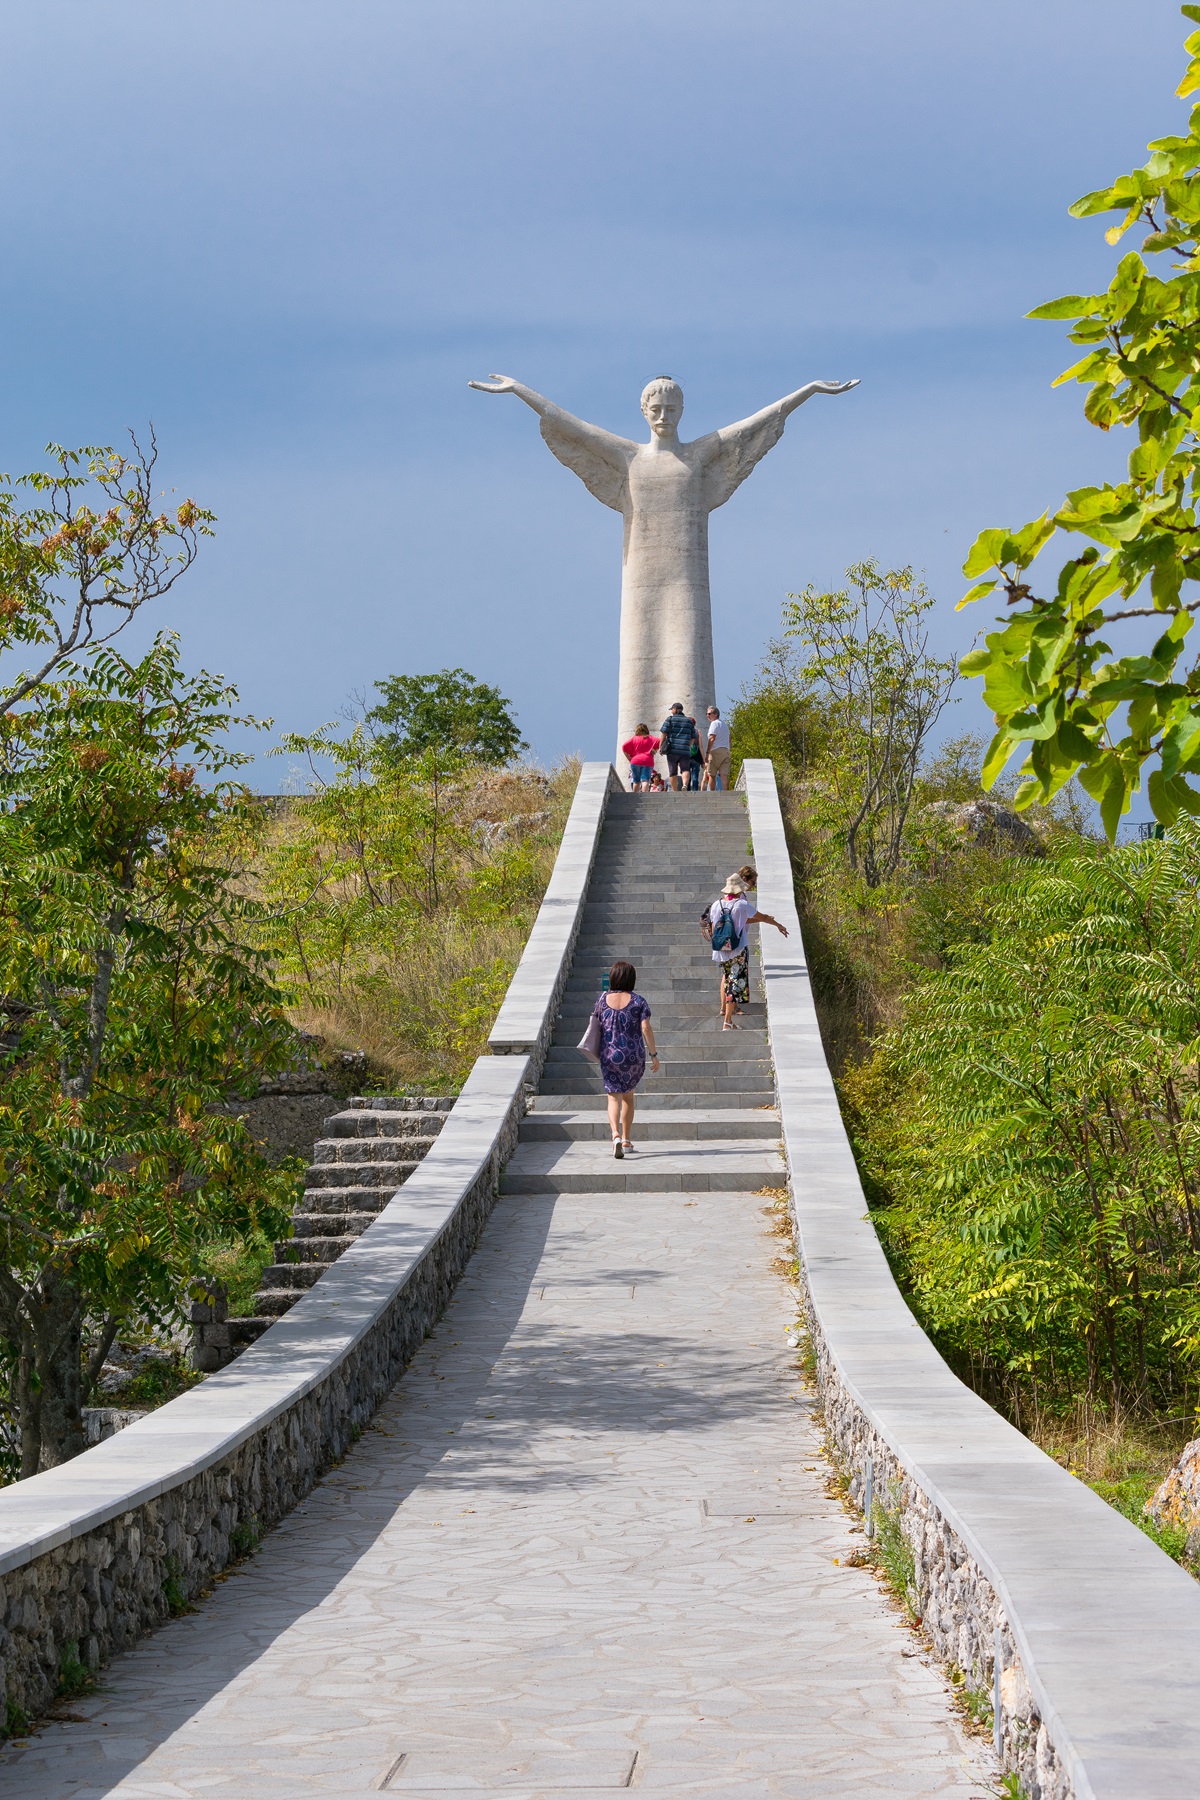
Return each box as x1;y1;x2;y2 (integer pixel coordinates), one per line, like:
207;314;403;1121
0;1055;528;1727
741;756;1200;1800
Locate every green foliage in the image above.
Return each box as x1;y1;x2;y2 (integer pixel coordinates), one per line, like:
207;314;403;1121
960;10;1200;836
367;667;526;766
727;637;830;785
162;1554;190;1616
784;561;957;886
0;434;212;713
4;1698;29;1738
254;734;572;1085
869;1492;918;1617
0;634;298;1473
230;1515;260;1556
846;823;1200;1414
57;1640;94;1699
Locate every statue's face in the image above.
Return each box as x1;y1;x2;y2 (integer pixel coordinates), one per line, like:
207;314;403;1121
642;388;683;437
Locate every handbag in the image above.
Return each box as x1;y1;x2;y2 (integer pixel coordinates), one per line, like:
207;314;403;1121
578;1006;603;1062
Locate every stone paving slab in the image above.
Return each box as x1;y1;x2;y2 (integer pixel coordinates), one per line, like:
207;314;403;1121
0;1192;992;1799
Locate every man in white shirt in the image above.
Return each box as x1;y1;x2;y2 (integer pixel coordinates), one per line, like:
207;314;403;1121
703;706;731;790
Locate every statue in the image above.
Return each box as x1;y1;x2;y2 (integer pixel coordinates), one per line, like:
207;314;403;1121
468;372;858;765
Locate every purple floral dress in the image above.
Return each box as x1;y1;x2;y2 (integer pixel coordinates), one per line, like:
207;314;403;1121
593;992;651;1094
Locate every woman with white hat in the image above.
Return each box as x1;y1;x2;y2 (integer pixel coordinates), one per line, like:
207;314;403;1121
707;874;788;1029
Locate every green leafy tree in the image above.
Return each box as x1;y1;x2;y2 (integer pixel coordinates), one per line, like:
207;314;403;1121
0;637;295;1473
784;561;957;886
367;668;526;766
960;8;1200;837
848;825;1200;1416
0;433;212;711
727;637;831;784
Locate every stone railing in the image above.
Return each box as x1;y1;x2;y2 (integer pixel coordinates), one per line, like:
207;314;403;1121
740;757;1200;1800
0;756;608;1727
0;1054;529;1725
487;760;623;1075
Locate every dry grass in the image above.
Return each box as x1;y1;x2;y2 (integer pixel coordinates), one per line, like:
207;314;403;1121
1030;1406;1196;1564
257;758;579;1090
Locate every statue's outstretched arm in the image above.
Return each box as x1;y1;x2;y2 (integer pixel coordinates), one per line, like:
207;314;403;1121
704;377;860;511
468;373;635;513
468;373;555;413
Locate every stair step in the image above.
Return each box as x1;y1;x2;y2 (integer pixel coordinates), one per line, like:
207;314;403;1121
255;1290;304;1317
530;1090;776;1112
275;1236;360;1263
301;1182;413;1207
305;1160;420;1189
312;1136;438;1164
259;1262;327;1291
501;1138;784;1195
291;1210;387;1238
294;1189;392;1218
520;1109;780;1142
324;1110;448;1140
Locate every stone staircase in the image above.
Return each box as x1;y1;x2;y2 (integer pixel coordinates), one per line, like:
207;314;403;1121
502;790;784;1197
192;1094;454;1370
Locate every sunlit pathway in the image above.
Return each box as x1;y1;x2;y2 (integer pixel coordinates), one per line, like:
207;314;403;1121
1;1186;991;1798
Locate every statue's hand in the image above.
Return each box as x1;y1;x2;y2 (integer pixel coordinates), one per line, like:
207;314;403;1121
468;373;521;394
809;378;860;396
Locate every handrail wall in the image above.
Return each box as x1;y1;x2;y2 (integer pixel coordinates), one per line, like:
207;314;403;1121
0;755;616;1724
741;756;1200;1800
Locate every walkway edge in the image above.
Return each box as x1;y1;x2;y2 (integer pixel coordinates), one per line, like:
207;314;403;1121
741;757;1200;1800
488;760;623;1074
0;1053;529;1723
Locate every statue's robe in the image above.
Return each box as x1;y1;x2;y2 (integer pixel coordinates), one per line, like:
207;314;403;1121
536;399;795;766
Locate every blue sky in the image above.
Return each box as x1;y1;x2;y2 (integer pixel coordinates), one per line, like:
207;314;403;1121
0;1;1187;784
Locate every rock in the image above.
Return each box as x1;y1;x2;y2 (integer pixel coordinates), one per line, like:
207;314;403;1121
924;797;1041;851
1145;1437;1200;1544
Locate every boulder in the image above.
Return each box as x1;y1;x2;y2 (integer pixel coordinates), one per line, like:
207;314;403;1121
1144;1437;1200;1558
924;797;1041;851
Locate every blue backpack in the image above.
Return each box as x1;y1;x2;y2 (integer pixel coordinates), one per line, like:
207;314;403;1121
706;901;739;952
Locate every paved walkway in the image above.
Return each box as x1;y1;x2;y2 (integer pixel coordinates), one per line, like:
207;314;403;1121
2;1189;992;1798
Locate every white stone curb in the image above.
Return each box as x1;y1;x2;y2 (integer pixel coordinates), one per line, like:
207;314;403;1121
741;756;1200;1800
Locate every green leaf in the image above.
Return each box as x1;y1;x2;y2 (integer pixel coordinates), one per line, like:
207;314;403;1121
1147;767;1180;825
957;580;997;612
980;729;1023;791
958;647;993;676
1027;295;1097;321
1161;706;1200;778
962;528;1013;580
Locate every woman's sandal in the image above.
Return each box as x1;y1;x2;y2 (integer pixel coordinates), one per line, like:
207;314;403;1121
622;1140;635;1153
613;1138;624;1160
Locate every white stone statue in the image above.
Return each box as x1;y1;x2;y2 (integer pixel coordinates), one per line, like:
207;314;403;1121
468;372;859;764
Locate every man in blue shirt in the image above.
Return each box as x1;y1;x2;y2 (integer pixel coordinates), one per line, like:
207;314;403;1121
659;703;697;792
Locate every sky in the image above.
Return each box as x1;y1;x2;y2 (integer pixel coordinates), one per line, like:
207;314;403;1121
0;0;1188;788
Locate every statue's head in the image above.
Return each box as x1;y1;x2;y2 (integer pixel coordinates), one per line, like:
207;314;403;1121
641;376;683;438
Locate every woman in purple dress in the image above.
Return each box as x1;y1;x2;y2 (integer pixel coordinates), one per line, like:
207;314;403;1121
591;960;659;1158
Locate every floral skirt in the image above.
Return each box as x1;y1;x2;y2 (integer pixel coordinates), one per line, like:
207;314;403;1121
721;949;750;1007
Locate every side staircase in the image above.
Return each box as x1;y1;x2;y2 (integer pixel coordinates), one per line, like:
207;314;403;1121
192;1095;454;1369
502;790;784;1196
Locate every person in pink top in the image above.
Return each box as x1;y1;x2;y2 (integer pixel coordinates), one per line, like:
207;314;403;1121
621;722;661;795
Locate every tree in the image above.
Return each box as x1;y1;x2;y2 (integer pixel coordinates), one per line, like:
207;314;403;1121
367;668;526;766
727;636;831;783
960;7;1200;838
849;824;1200;1415
784;561;957;886
0;433;212;712
0;637;295;1472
